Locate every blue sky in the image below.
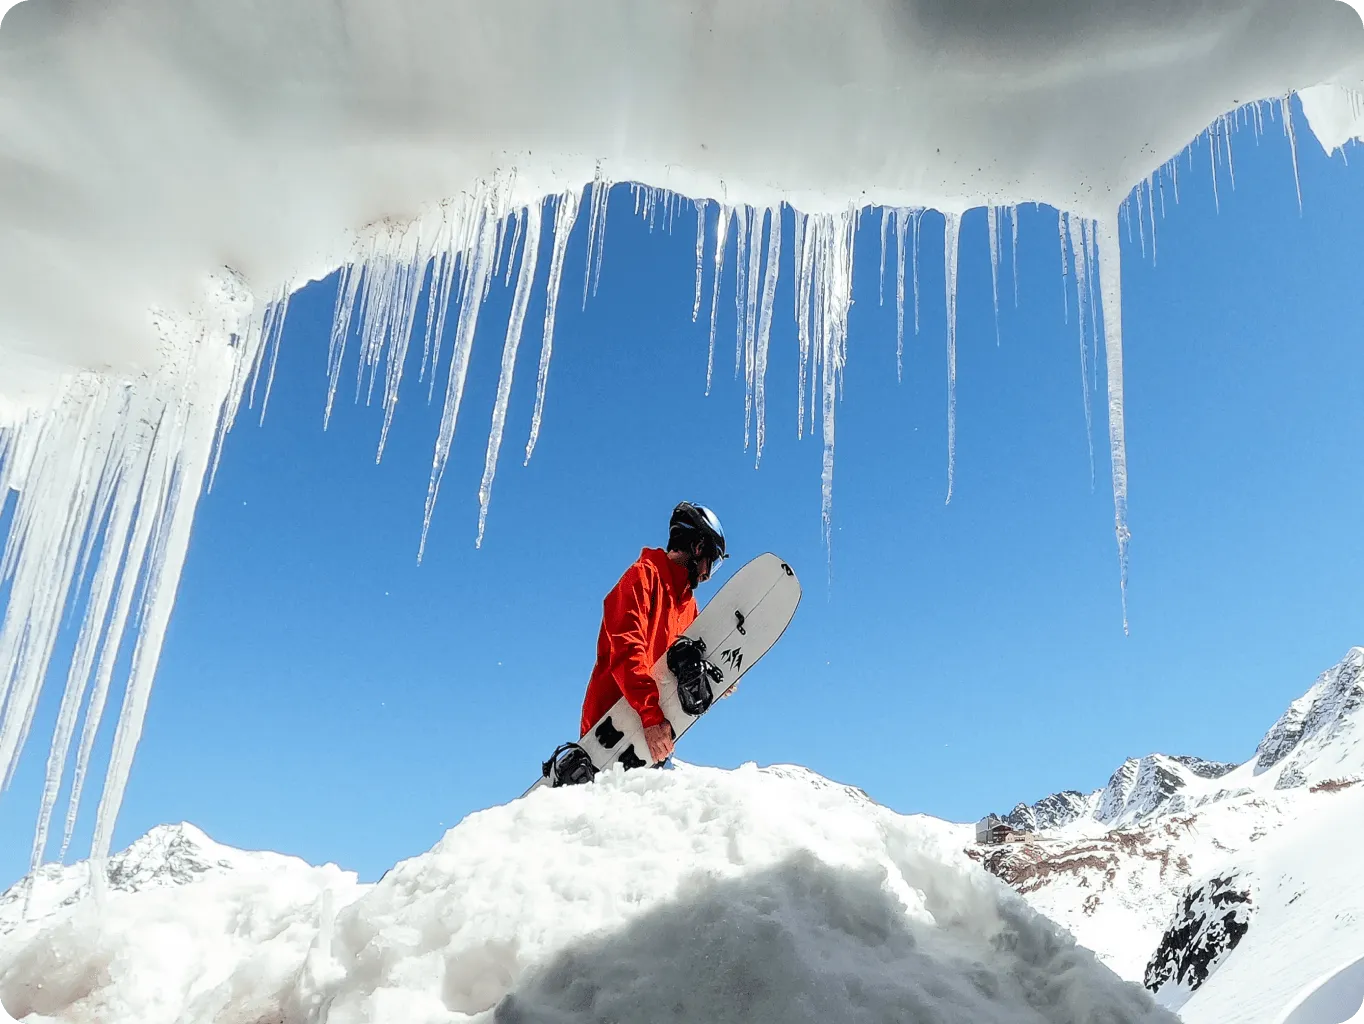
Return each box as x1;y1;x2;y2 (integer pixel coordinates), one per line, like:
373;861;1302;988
2;112;1363;887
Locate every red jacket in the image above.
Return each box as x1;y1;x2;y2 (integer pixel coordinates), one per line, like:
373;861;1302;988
581;548;698;735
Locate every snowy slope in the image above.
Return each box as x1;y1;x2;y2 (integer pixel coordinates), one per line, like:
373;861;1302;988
1174;784;1364;1024
0;763;1173;1024
972;648;1364;1017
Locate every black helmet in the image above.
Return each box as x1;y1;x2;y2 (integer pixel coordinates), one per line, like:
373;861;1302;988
669;502;727;562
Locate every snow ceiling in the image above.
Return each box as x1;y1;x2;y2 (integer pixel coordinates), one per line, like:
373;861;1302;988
0;0;1362;870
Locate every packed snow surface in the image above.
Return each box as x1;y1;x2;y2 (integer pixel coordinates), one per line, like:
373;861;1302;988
0;763;1176;1024
2;0;1364;876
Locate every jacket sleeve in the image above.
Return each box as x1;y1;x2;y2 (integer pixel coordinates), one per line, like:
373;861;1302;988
603;563;666;729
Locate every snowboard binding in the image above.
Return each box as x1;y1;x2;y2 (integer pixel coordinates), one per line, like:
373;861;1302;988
667;636;724;717
542;742;598;788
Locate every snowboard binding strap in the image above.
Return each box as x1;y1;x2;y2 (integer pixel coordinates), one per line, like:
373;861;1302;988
667;636;725;717
542;742;598;788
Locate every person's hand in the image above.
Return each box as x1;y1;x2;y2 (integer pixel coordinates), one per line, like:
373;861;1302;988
643;722;675;764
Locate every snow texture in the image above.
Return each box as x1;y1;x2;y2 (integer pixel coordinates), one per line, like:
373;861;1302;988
0;763;1177;1024
0;0;1362;874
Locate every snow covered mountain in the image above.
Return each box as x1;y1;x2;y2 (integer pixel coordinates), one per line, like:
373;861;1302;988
971;647;1364;1021
1001;753;1240;834
0;649;1359;1024
0;822;327;934
0;764;1174;1024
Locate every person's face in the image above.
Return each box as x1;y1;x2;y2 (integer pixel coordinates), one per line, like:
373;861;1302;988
692;542;715;585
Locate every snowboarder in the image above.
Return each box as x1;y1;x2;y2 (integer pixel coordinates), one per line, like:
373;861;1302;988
580;502;728;765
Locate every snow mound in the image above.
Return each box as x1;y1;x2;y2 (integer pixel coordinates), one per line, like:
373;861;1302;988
0;823;362;1024
0;763;1172;1024
294;763;1170;1024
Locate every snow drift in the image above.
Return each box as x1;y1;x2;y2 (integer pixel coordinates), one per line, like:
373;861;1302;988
0;763;1176;1024
2;0;1364;874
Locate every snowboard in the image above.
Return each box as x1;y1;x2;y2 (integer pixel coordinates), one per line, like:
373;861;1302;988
527;552;801;795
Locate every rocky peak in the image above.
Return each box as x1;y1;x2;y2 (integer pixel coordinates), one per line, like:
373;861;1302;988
1097;754;1227;826
1168;756;1238;780
1003;790;1093;832
103;822;242;890
1;822;272;935
1253;647;1364;779
1002;752;1240;838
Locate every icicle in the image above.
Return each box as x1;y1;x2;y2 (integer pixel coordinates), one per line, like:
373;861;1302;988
1209;129;1221;213
419;195;500;561
256;291;291;428
477;202;542;548
325;262;363;427
1011;205;1020;308
504;212;525;289
794;211;813;437
733;207;749;381
525;189;581;465
1282;96;1303;212
754;208;781;465
912;210;922;335
1222;116;1237;192
91;383;221;862
582;170;611;308
1083;219;1100;397
741;208;762;446
1146;179;1158;266
944;213;960;504
987;206;1001;346
1094;217;1131;635
878;208;889;307
894;209;907;382
706;206;731;396
374;232;434;461
801;211;856;550
692;200;706;323
1058;211;1070;324
1067;215;1096;486
1134;181;1147;260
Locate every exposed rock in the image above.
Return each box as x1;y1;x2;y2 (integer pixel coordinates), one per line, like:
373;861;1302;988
1144;874;1253;1001
1255;649;1364;774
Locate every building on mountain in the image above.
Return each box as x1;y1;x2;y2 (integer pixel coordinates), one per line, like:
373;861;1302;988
976;814;1033;845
